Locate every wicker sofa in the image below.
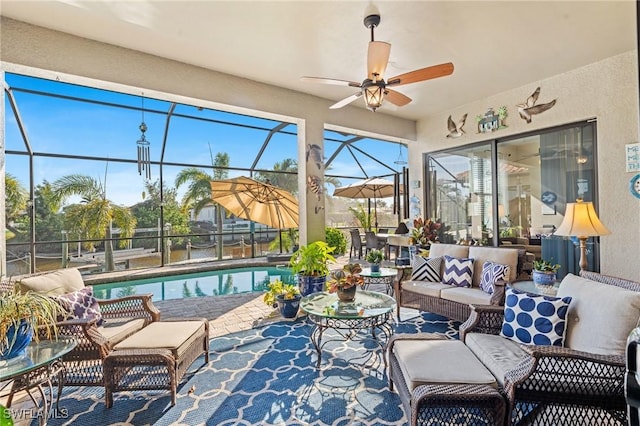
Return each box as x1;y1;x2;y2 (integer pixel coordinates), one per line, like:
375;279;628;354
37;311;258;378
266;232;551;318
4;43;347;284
389;270;640;425
395;244;520;322
19;268;160;386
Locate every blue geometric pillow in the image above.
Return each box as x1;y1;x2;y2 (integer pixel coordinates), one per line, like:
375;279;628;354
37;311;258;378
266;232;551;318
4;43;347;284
411;256;442;282
480;261;511;294
500;288;572;346
442;255;474;287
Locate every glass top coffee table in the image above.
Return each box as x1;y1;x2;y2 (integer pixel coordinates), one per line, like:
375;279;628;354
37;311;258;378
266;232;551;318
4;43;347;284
300;290;395;368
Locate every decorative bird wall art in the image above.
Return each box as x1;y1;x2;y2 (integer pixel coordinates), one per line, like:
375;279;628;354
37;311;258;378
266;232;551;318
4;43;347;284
446;113;468;138
517;87;557;123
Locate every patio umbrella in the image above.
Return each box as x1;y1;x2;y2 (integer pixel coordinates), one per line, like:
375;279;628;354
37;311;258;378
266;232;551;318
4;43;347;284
210;176;299;229
333;177;403;229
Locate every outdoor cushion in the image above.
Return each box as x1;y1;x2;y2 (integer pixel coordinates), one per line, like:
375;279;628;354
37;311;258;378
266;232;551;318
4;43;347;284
392;339;497;391
469;246;519;286
18;268;85;296
479;261;510;295
55;286;104;326
465;332;527;387
439;286;492;306
99;318;147;346
401;281;451;298
114;320;206;358
411;256;442;282
500;288;571;346
558;273;640;355
428;244;470;272
442;255;474;287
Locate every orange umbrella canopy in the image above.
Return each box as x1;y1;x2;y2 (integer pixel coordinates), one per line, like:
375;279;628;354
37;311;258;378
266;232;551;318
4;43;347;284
210;176;299;229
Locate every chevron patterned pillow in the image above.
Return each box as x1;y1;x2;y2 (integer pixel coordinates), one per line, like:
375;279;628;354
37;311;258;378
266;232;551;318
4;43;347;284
411;256;442;282
480;261;511;294
442;255;474;287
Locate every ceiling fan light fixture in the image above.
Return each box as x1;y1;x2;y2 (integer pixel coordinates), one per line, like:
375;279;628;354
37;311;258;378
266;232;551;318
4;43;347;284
363;79;385;111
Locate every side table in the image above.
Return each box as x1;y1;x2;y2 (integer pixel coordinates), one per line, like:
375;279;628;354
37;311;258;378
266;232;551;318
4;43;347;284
360;267;397;295
511;280;560;296
0;339;76;425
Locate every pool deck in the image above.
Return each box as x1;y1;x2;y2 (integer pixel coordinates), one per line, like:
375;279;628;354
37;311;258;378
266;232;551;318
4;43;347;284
88;254;390;338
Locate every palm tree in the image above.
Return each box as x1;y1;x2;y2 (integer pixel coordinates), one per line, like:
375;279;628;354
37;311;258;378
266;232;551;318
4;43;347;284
175;150;229;259
254;158;298;194
4;173;28;238
51;174;136;272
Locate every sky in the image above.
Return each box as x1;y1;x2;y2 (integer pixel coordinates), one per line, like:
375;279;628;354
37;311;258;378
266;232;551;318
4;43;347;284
4;73;406;207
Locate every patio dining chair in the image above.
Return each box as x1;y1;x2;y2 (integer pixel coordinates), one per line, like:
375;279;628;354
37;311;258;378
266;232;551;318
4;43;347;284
349;228;364;259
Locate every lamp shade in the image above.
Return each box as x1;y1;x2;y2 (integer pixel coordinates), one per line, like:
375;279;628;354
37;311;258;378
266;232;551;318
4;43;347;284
554;199;611;238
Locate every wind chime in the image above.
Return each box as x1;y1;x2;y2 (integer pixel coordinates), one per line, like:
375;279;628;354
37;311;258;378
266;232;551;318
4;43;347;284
137;93;151;179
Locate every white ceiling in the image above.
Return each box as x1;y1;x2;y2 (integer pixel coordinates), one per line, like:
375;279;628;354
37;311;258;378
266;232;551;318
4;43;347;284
1;1;637;121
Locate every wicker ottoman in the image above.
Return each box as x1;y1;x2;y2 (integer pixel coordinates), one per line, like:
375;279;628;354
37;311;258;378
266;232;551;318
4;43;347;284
388;334;505;426
104;319;209;407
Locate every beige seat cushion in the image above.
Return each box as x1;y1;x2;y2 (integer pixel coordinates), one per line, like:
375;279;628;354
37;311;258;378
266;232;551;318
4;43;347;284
557;273;640;355
18;268;85;296
429;244;469;260
440;286;493;306
114;321;206;358
402;280;451;298
465;333;527;387
99;318;147;346
392;339;497;391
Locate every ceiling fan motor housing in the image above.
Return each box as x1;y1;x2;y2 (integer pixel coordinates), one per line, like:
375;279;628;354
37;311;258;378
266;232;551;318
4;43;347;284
364;14;381;29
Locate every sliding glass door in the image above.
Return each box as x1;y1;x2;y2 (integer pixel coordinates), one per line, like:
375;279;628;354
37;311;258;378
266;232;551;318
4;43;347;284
426;121;598;276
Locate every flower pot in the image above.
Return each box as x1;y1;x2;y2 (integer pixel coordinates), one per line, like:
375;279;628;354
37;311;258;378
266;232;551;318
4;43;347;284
337;285;357;303
0;320;33;361
276;294;301;318
532;270;556;286
297;275;326;296
370;263;380;273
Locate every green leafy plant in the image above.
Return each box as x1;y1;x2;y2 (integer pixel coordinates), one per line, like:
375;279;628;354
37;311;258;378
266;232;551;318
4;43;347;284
0;283;64;352
263;279;301;307
327;264;365;293
289;241;336;277
348;204;372;231
325;227;347;256
533;259;561;273
365;248;384;264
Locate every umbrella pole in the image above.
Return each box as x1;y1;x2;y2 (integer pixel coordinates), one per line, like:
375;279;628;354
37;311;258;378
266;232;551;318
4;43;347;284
374;196;378;232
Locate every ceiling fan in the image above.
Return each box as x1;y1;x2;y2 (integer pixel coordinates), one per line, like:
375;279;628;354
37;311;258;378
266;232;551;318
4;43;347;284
301;14;454;112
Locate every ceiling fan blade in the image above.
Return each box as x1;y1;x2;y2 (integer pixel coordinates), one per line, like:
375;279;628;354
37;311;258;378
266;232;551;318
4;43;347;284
300;76;361;88
387;62;454;87
367;41;391;81
384;89;412;107
329;92;362;109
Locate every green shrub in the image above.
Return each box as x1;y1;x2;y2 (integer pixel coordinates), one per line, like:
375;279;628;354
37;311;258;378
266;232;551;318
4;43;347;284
325;227;347;255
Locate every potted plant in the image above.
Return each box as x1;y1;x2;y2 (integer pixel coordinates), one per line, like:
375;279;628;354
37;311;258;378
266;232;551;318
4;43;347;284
0;284;63;361
289;241;336;296
263;279;301;318
366;249;384;273
532;259;561;285
327;263;365;302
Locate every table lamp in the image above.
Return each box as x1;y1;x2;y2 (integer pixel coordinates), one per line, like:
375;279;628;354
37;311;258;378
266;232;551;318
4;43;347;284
554;198;610;271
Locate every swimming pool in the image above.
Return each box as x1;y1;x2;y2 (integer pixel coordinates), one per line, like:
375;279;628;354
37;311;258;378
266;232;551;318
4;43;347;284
92;266;295;302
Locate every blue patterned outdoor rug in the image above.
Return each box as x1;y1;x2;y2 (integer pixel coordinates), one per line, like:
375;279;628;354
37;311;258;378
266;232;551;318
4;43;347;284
42;311;459;425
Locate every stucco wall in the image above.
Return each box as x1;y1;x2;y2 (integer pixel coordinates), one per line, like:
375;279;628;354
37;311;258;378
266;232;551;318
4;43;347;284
413;50;640;280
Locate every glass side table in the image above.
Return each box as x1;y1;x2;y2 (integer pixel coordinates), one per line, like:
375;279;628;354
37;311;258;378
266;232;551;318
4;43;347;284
510;280;561;297
300;290;396;368
0;339;76;425
360;267;397;295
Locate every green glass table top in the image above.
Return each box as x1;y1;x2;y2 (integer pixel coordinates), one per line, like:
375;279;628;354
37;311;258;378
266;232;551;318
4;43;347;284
360;267;397;278
0;339;76;381
300;290;395;319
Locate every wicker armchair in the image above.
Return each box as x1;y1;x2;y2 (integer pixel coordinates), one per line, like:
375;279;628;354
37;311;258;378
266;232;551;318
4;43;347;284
46;295;160;386
459;270;640;425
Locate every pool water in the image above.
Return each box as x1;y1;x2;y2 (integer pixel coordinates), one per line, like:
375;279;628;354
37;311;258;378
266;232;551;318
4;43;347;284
92;266;295;302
